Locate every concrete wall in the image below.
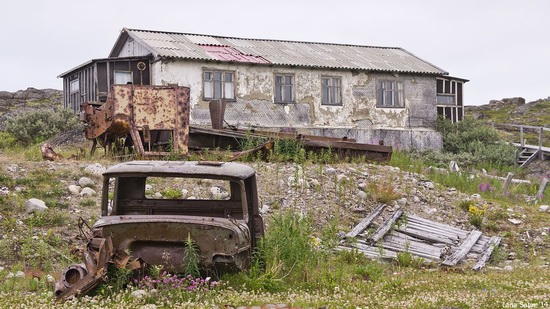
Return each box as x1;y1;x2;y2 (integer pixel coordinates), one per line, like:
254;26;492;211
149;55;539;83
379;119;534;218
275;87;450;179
150;59;442;150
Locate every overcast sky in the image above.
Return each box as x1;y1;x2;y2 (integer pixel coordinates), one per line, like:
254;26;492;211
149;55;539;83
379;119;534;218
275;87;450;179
1;0;548;106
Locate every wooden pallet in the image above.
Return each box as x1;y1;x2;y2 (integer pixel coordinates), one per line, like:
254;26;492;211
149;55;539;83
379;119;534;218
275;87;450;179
339;206;501;270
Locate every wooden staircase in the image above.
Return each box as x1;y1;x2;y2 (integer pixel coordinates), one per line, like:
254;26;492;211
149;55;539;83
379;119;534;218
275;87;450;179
516;147;540;168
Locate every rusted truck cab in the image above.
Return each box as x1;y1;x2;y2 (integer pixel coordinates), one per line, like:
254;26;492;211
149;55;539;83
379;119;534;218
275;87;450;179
99;160;264;270
55;160;264;300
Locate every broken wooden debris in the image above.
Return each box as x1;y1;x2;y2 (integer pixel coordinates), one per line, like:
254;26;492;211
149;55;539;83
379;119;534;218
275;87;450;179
340;206;502;270
472;236;502;271
442;230;482;266
369;209;404;244
345;204;385;238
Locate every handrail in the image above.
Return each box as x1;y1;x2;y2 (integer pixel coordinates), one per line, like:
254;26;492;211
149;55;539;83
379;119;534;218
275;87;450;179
495;123;550;132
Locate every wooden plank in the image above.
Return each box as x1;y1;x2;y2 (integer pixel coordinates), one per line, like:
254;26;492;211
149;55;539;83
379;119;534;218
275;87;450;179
369;209;403;244
538;178;548;199
442;230;483;266
345;204;386;238
407;215;468;236
396;226;458;245
382;232;442;260
473;236;502;271
400;219;465;238
337;244;397;259
502;172;514;195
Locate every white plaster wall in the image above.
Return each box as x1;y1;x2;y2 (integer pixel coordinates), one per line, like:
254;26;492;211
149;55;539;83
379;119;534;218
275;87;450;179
150;59;437;129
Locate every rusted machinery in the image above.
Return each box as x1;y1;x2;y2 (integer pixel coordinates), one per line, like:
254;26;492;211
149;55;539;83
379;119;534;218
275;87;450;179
80;84;190;157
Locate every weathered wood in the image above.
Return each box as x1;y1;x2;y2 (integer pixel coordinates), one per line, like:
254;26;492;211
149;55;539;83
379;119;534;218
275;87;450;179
520;150;540;168
382;232;441;260
396;225;458;245
407;215;468;237
502;172;514;195
337;244;397;259
472;236;502;271
345;204;386;238
369;209;403;244
442;230;482;266
538;178;548;199
401;218;465;238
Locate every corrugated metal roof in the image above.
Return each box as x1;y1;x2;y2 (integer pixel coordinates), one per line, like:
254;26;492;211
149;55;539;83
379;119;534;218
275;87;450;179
123;28;447;75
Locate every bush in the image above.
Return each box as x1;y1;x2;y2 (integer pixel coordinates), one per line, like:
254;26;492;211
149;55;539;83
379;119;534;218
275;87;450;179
4;109;81;146
435;117;516;167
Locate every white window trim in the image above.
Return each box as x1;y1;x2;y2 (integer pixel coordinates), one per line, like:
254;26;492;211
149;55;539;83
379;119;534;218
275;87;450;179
274;73;295;103
321;76;342;106
377;79;404;108
203;70;235;101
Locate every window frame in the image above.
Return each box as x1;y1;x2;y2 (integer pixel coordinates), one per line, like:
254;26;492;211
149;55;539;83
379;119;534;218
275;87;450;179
69;79;79;94
203;70;236;101
376;79;404;108
114;70;133;85
274;73;295;104
321;76;342;106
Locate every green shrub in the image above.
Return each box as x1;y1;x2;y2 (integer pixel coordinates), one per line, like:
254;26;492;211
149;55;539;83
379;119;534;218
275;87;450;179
0;132;17;149
4;109;81;146
436;117;516;167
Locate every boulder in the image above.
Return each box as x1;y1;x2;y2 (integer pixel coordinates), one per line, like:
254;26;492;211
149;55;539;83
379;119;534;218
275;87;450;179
80;187;97;197
25;198;48;214
84;163;106;175
78;177;95;188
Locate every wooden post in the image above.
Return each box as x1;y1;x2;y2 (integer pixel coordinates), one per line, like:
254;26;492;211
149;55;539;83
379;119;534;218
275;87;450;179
539;127;543;160
502;172;514;195
538;178;549;199
520;126;524;147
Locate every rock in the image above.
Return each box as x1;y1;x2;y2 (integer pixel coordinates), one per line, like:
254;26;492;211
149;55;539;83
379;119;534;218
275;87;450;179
539;205;549;212
145;184;153;191
25;198;48;214
423;181;435;189
325;167;336;175
357;191;367;201
425;207;437;215
357;182;367;191
336;174;349;183
154;192;163;199
210;186;229;200
309;179;320;188
68;185;81;195
471;193;482;200
46;274;55;283
130;289;148;299
260;204;270;214
508;218;522;225
78;177;95;188
0;266;4;272
180;189;189;199
503;265;514;271
80;187;97;197
0;186;9;196
15;271;25;278
397;198;407;207
412;196;421;203
84;163;106;175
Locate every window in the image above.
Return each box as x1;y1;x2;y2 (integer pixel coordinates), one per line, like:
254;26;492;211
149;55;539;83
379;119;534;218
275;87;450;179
203;70;235;100
377;80;404;107
274;74;294;103
70;79;79;93
321;77;342;105
114;71;133;84
436;78;456;105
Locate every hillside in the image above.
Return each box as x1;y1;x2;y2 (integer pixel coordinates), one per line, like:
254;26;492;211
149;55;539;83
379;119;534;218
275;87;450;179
0;90;549;307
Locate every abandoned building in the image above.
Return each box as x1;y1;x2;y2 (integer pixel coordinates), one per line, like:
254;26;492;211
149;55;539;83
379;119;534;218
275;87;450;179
59;27;467;150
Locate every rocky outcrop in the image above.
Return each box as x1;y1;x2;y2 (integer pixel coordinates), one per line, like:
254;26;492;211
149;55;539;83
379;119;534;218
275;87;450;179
0;87;63;130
